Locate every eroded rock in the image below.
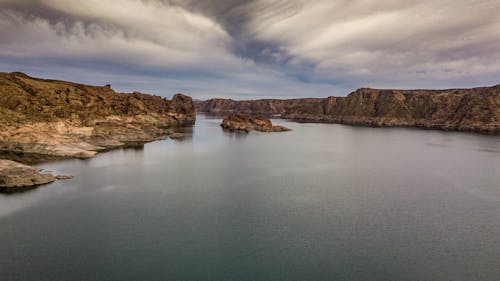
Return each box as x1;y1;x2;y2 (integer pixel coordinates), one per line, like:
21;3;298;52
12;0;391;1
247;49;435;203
0;72;196;163
221;114;291;133
0;159;55;189
169;132;185;139
0;72;197;189
196;85;500;135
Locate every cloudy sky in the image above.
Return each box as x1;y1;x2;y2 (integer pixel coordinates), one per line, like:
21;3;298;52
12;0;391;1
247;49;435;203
0;0;499;99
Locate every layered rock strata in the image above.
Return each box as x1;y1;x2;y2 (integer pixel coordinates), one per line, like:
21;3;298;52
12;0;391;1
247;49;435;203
197;85;500;134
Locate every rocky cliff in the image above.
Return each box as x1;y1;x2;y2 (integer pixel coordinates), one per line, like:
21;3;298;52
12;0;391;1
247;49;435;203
196;85;500;134
0;72;196;189
196;97;325;117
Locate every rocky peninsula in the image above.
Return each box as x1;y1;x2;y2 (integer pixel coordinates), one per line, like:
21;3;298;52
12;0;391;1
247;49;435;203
0;72;196;190
197;85;500;135
221;114;290;132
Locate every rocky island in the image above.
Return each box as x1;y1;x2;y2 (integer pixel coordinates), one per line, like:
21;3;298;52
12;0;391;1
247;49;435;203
0;72;196;190
197;85;500;135
221;114;290;132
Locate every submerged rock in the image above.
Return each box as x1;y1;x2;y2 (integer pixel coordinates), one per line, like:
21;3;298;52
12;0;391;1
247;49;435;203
55;175;74;180
221;114;291;133
0;159;55;189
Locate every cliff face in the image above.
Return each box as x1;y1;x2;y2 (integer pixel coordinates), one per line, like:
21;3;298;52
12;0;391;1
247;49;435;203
195;98;325;116
0;72;196;166
196;85;500;134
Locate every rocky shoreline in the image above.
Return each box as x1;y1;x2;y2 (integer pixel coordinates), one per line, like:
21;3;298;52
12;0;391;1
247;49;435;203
196;85;500;135
0;72;196;190
2;72;498;190
0;159;55;191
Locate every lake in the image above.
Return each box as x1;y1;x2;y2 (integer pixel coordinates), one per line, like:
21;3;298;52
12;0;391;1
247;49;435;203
1;114;499;281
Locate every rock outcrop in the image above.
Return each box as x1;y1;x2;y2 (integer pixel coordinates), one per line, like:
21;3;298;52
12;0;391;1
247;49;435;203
221;114;290;132
169;132;185;140
0;72;196;189
0;159;55;190
196;85;500;134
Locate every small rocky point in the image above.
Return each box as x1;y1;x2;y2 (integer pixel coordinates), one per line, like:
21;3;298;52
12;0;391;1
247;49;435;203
0;159;55;190
221;114;291;132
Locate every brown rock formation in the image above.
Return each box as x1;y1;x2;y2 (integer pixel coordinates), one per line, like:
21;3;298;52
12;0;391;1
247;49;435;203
0;72;195;126
196;98;324;116
169;132;185;140
0;159;55;190
0;72;196;189
196;85;500;134
221;114;290;132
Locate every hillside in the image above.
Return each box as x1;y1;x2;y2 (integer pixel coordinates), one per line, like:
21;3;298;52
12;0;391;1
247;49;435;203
0;72;195;163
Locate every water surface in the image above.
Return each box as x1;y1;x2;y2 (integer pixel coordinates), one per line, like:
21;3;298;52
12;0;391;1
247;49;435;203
1;114;499;281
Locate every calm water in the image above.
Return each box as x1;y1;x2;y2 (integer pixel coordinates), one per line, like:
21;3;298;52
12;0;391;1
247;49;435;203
1;114;499;281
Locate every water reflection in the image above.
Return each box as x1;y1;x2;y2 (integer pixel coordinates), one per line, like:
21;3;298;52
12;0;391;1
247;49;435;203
0;114;498;281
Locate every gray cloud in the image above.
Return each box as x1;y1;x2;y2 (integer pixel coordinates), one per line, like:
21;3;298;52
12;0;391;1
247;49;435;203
244;0;500;86
0;0;498;99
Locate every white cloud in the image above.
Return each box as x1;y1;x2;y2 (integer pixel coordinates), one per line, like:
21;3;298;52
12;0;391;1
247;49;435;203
0;0;498;97
0;1;238;69
245;0;500;87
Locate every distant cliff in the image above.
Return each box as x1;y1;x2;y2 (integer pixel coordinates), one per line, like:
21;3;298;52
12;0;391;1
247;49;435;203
196;85;500;134
0;72;195;164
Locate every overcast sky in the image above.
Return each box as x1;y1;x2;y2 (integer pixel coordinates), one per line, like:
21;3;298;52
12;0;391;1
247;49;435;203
1;0;499;99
